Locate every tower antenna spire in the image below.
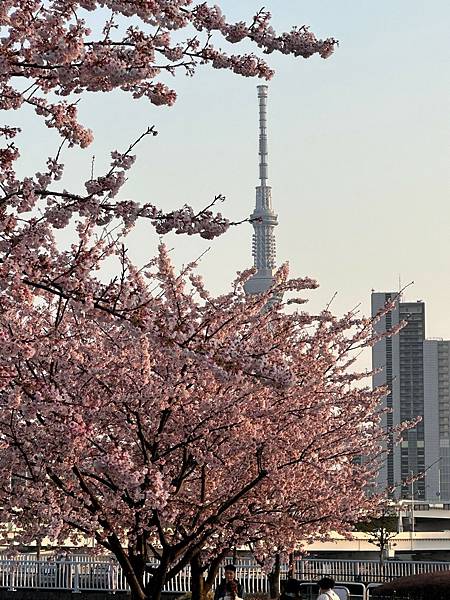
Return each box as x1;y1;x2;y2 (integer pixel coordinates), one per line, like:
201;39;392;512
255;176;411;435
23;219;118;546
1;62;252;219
258;85;268;187
244;86;279;296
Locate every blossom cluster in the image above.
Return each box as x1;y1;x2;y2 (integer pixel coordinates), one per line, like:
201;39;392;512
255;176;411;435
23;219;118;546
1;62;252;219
0;1;339;259
1;2;337;145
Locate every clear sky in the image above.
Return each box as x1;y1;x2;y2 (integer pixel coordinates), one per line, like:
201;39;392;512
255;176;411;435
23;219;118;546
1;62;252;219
14;0;450;365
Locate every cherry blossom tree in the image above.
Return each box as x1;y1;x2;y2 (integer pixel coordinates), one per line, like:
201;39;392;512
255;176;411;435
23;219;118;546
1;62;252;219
1;239;396;600
0;3;403;600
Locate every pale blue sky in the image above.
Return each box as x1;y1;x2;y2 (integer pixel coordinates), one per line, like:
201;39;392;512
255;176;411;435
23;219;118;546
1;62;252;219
14;1;449;363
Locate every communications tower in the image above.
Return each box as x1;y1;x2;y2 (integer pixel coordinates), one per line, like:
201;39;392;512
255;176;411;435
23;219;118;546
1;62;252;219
244;85;279;295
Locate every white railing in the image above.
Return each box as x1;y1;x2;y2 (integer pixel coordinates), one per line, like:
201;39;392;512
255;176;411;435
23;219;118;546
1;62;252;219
0;557;448;592
0;560;126;592
296;558;450;583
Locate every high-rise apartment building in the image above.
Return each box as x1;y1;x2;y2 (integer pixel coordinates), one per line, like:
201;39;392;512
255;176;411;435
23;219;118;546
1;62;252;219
424;340;450;501
371;293;426;500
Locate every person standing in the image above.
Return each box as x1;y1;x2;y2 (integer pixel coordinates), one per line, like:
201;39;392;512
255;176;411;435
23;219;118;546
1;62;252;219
316;577;340;600
214;565;244;600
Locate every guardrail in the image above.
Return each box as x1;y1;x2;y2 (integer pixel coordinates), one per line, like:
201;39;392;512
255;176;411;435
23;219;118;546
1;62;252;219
0;557;448;593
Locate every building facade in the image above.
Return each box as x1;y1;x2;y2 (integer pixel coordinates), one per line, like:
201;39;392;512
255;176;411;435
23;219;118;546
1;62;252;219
371;293;426;500
424;340;450;501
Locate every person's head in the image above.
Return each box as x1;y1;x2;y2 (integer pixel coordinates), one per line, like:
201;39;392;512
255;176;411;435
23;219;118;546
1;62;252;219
318;577;335;592
224;565;236;582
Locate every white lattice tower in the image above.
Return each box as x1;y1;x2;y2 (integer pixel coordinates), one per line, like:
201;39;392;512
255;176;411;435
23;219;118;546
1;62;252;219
244;85;278;296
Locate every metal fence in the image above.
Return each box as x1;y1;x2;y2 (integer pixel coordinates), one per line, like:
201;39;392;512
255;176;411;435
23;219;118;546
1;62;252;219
0;557;448;593
296;558;450;584
0;560;127;592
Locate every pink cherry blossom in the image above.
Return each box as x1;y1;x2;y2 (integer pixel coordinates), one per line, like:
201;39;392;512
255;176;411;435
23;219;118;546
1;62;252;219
0;5;401;600
0;239;407;600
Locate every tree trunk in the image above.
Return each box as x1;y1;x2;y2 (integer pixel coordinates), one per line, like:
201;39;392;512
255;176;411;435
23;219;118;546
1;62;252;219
191;551;228;600
108;543;148;600
378;531;386;565
268;553;280;599
191;554;209;600
128;555;147;600
379;544;386;566
287;553;295;579
144;560;169;600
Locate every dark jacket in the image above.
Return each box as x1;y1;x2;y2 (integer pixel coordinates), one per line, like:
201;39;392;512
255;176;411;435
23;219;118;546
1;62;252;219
281;578;302;599
214;579;244;600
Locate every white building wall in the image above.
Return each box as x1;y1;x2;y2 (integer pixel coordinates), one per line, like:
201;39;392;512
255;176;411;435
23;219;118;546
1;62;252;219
437;342;450;500
423;340;440;500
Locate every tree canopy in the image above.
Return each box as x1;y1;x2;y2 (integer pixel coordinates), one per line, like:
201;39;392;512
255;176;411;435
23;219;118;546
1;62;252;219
0;3;399;600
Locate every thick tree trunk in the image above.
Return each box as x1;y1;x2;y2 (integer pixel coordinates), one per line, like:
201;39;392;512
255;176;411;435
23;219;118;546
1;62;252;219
191;554;209;600
127;555;147;600
191;551;227;600
106;537;148;600
144;562;169;600
268;553;280;599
